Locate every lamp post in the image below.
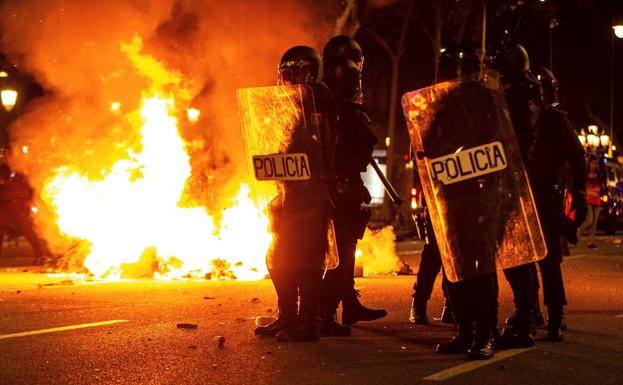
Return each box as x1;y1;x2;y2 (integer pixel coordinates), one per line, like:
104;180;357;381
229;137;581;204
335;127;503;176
578;125;610;155
1;89;18;111
609;20;623;157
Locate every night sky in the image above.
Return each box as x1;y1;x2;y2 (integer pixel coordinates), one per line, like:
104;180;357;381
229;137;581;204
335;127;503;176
497;0;623;145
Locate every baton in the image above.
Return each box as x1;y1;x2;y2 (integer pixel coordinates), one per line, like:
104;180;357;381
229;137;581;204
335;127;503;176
369;157;402;206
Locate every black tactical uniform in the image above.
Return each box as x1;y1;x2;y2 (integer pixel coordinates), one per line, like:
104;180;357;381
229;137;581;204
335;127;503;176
496;45;587;346
318;49;387;337
409;175;453;325
254;46;337;342
428;45;499;360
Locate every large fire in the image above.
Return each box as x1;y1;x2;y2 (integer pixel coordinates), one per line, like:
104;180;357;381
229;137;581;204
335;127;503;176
38;38;272;280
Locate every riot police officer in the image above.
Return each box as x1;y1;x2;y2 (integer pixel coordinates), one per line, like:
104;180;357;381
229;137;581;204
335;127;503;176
254;46;337;342
429;45;499;360
495;44;586;346
318;36;387;337
409;175;453;325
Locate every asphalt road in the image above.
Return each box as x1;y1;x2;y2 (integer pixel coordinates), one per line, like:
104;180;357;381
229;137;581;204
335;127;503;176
0;236;622;385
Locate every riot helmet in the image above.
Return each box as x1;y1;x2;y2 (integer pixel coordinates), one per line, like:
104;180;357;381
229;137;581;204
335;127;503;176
277;46;322;85
505;71;543;143
533;66;559;107
497;43;530;85
436;44;482;83
323;35;364;72
323;57;360;100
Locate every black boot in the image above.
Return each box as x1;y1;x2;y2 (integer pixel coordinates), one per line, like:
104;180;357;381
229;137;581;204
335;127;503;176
275;314;320;342
275;321;320;342
439;305;454;324
469;312;495;360
318;306;351;337
342;291;387;325
436;298;473;355
436;335;473;354
544;306;564;342
437;319;473;355
409;297;429;325
468;338;494;360
533;302;545;328
255;307;297;337
495;309;534;349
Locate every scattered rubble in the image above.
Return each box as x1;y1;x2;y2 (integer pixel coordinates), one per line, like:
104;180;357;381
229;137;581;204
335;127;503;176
176;323;198;329
213;336;225;347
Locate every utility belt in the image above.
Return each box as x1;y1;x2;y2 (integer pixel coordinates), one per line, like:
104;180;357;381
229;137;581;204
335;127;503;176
533;183;578;242
331;176;371;240
334;207;371;240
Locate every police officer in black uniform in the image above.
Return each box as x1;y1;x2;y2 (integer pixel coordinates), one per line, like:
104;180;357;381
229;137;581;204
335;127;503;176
254;46;337;342
495;44;587;346
408;211;454;325
430;45;499;360
317;36;387;336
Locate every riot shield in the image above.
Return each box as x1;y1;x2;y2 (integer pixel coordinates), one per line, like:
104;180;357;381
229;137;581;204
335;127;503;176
401;70;546;282
237;84;338;270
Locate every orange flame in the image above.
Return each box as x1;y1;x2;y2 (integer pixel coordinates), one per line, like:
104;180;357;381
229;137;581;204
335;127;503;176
40;37;271;280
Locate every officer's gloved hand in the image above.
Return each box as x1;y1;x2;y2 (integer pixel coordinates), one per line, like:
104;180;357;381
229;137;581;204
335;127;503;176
571;190;588;227
360;185;372;204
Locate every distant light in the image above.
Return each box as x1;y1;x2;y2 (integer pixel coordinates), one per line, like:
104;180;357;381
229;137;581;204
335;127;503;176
587;134;599;147
601;195;609;203
31;206;39;214
578;135;586;146
0;71;8;78
187;108;200;123
614;25;623;39
1;89;18;111
600;134;610;147
21;145;29;154
110;101;122;112
588;124;599;134
385;136;390;147
612;145;617;151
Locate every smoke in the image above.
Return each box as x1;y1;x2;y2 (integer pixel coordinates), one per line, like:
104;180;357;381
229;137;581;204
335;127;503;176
0;0;338;256
357;226;401;276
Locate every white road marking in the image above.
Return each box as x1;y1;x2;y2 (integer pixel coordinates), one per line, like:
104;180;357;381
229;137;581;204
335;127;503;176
0;319;129;340
616;314;623;318
423;347;534;381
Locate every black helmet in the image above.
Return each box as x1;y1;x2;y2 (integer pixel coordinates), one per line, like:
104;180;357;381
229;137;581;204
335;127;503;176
497;43;530;85
533;66;559;107
323;57;360;100
323;35;364;72
506;71;542;106
277;46;322;85
436;44;481;83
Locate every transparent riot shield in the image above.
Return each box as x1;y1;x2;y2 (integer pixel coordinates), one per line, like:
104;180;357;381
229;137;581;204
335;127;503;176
237;84;338;270
401;70;546;282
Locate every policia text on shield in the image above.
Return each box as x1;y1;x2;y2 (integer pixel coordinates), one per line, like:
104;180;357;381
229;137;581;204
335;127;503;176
428;141;508;185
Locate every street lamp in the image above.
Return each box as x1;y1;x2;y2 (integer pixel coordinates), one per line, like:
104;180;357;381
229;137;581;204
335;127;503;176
578;126;611;154
1;89;17;111
609;21;623;157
